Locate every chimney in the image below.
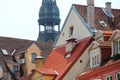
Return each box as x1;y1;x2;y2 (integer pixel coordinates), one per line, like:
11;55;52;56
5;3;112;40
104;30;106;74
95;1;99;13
106;2;111;14
35;56;43;69
66;38;77;53
87;0;95;29
65;38;77;58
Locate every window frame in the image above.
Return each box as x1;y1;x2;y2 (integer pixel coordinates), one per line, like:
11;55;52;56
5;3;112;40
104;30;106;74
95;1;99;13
90;48;100;67
117;40;120;54
31;53;37;63
13;66;18;72
69;26;74;37
105;75;112;80
116;72;120;80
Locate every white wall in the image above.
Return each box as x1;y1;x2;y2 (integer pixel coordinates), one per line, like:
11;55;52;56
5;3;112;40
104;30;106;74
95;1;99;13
63;45;90;80
55;8;91;47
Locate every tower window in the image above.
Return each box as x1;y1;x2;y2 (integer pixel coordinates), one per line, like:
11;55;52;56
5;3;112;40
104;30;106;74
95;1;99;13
69;26;74;37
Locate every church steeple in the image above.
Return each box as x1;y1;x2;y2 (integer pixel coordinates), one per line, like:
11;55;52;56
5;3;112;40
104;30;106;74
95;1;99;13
37;0;60;42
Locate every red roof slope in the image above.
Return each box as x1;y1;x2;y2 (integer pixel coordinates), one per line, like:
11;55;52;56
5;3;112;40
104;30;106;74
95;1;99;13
42;37;92;80
35;68;57;76
77;60;120;80
100;30;113;41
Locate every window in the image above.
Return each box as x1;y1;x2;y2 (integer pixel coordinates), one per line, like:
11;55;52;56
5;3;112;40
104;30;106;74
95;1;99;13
116;72;120;80
0;65;3;78
90;49;100;67
117;40;120;53
105;75;112;80
69;27;73;37
99;20;107;26
13;66;18;72
32;53;37;63
1;49;9;55
20;53;25;59
65;53;71;58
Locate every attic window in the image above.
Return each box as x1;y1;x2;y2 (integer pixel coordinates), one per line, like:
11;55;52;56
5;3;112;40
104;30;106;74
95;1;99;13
99;20;107;26
69;26;74;37
1;49;9;55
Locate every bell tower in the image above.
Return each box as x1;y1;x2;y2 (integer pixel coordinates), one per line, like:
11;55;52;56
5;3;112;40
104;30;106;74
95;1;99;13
37;0;60;42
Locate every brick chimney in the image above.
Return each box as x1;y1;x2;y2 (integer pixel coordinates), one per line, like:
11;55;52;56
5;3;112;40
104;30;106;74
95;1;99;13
35;56;43;69
87;0;95;29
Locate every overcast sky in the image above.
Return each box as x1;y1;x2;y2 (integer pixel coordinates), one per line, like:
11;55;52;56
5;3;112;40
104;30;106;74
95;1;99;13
0;0;120;41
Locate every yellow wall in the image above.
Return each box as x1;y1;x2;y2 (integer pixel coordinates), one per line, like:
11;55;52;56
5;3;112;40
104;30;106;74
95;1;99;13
43;75;55;80
31;72;55;80
0;65;3;78
30;72;43;80
25;43;42;75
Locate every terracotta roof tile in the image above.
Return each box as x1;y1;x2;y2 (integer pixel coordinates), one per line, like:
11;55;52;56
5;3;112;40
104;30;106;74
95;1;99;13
35;68;58;76
74;4;120;31
77;59;120;79
41;37;92;80
100;30;113;41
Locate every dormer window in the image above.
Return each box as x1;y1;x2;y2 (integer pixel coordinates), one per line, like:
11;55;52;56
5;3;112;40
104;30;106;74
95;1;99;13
90;48;100;67
1;49;9;56
117;40;120;54
69;26;74;37
113;40;120;54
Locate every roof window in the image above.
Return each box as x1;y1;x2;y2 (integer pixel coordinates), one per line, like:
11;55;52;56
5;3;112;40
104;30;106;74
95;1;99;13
1;49;9;55
65;53;71;58
99;20;107;26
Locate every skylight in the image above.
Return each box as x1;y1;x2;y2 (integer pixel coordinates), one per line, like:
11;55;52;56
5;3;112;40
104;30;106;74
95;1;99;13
1;49;9;55
99;20;107;26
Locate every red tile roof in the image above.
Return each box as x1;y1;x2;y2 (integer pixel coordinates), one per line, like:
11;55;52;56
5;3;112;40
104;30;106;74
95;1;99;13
77;59;120;80
40;37;92;80
74;4;120;31
35;68;58;76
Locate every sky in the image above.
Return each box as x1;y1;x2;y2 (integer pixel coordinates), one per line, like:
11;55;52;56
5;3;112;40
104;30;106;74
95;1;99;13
0;0;120;41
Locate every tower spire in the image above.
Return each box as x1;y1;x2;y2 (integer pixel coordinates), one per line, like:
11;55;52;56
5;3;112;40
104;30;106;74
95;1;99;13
37;0;60;42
